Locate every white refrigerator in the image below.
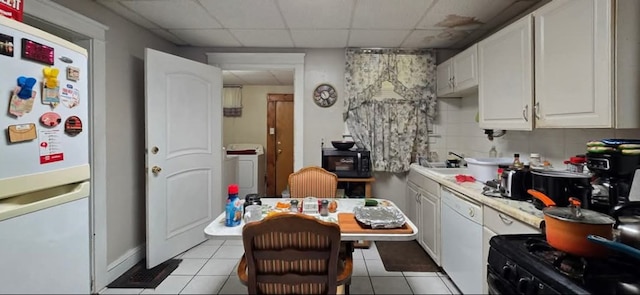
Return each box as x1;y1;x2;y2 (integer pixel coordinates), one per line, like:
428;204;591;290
0;16;91;294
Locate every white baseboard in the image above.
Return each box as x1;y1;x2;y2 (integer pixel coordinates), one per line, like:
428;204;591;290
106;244;145;285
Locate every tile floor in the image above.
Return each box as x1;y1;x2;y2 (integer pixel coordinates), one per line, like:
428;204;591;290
100;239;462;294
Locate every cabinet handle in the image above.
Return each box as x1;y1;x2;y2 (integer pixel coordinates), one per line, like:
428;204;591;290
451;76;455;88
468;207;475;217
415;192;419;202
522;105;529;122
534;102;541;119
498;213;514;225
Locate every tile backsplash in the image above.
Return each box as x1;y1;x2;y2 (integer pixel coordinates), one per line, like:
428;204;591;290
428;94;640;169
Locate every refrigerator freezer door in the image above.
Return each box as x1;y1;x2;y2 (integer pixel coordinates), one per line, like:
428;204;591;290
0;16;89;200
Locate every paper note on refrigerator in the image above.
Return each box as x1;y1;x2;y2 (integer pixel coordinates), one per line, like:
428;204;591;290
39;129;64;164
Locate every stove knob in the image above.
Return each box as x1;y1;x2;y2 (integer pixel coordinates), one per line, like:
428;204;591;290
501;265;515;280
517;277;537;295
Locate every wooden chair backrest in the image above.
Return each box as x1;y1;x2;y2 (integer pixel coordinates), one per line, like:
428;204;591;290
241;214;341;294
288;166;338;198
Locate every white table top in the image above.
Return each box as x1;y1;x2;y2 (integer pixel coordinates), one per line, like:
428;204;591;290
204;198;418;241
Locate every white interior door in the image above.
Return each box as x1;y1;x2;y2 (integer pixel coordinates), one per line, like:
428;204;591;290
145;48;223;268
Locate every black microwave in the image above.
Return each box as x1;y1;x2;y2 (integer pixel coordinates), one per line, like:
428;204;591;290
321;148;371;178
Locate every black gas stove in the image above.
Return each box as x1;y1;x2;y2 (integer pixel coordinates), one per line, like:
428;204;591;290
488;234;640;295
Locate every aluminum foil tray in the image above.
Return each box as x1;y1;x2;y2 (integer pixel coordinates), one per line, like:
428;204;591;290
353;206;406;229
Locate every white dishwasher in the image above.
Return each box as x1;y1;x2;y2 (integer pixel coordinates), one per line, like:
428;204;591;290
441;187;483;295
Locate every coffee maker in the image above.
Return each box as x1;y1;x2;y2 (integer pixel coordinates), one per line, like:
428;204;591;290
587;150;640;214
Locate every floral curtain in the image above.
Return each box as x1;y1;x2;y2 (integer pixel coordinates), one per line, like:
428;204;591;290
344;49;436;173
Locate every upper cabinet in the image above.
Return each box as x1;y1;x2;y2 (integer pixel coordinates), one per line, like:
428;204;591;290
478;0;640;130
437;44;478;97
478;15;533;130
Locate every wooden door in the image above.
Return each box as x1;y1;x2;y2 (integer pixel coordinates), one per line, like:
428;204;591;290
266;94;294;196
145;48;222;268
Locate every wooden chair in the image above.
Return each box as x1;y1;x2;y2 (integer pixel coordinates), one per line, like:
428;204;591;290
237;214;352;294
288;166;338;198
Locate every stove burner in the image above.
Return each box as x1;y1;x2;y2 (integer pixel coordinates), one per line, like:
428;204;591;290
525;237;587;279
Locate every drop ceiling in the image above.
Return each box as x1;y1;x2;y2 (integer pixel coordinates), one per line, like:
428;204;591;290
96;0;544;85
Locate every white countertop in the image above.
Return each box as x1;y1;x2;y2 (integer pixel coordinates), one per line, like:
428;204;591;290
410;164;545;228
204;198;418;241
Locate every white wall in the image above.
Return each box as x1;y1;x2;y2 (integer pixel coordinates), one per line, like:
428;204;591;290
430;93;640;168
53;0;178;266
223;85;294;151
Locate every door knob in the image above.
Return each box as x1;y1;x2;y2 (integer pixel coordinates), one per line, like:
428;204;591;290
151;166;162;175
278;149;282;154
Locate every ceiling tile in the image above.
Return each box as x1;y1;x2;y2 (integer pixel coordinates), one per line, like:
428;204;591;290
168;29;242;47
351;0;434;29
230;29;294;47
278;0;354;29
233;70;280;85
120;0;222;29
199;0;285;29
271;70;294;84
291;30;349;48
418;0;514;30
150;29;189;46
402;29;471;48
97;0;160;29
348;30;410;48
222;72;246;85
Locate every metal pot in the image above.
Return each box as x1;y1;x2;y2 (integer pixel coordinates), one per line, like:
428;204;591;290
528;189;615;257
530;170;592;209
611;201;640;249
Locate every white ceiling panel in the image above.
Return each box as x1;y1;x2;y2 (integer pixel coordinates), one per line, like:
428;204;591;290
232;70;280;85
278;0;354;29
223;72;246;85
119;0;222;29
402;29;470;48
351;0;434;29
271;70;294;84
97;1;160;29
150;29;189;46
291;30;349;48
419;0;515;30
231;29;294;47
98;0;545;50
169;29;242;47
200;0;286;29
348;30;411;48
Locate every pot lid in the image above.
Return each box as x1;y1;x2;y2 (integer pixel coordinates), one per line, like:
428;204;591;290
544;206;616;224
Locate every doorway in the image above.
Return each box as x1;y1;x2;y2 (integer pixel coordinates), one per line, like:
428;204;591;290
266;94;294;196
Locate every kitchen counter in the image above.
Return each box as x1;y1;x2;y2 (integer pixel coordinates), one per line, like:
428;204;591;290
410;164;544;229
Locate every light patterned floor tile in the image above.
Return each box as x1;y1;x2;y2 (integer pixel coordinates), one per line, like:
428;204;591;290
100;287;144;294
406;276;452;294
179;275;227;294
180;244;220;259
370;276;413;294
140;275;192;294
218;275;248;294
364;259;404;277
403;271;441;277
172;258;207;276
212;245;245;259
197;259;239;276
348;276;374;294
352;258;369;277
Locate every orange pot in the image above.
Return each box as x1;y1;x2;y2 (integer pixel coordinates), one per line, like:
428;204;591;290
528;189;615;257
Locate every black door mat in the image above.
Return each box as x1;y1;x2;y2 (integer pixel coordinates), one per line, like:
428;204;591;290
107;259;181;289
376;240;440;272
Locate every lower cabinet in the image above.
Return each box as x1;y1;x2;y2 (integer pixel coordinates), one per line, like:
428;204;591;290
406;169;441;266
420;192;440;266
482;206;541;294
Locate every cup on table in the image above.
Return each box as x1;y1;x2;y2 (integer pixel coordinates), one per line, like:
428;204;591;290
244;205;263;223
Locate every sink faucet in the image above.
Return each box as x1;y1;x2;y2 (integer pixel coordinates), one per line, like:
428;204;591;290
448;151;465;160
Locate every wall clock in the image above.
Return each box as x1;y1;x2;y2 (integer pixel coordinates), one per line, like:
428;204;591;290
313;83;337;107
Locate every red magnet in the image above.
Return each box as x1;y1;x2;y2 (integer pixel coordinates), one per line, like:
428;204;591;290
40;112;61;127
64;116;82;135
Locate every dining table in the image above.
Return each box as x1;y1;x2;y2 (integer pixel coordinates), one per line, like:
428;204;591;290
204;197;418;242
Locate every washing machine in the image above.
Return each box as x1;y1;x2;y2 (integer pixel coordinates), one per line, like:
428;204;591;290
226;144;265;198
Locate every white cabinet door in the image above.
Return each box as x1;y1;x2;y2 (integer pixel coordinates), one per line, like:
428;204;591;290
420;192;440;266
436;59;454;97
405;182;419;225
482;226;497;295
452;44;478;93
478;15;533;131
534;0;612;128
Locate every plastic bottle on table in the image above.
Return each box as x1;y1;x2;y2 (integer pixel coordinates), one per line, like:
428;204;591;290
225;184;242;227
